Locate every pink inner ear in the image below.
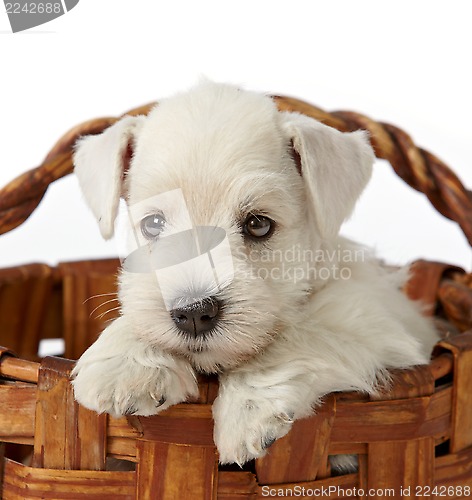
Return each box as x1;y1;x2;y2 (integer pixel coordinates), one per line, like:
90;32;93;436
290;140;303;176
120;141;134;183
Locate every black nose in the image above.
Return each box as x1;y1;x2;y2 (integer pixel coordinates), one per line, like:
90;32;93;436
170;298;220;337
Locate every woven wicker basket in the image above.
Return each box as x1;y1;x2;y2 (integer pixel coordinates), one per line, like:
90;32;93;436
1;96;471;499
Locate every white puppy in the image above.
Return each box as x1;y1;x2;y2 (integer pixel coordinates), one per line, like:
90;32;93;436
71;82;438;466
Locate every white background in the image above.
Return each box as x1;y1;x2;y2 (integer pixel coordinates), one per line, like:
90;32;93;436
1;1;471;270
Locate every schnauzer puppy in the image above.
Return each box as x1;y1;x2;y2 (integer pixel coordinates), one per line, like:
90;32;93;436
72;82;438;466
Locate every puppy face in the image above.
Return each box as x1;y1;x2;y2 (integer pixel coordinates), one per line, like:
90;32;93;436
74;82;374;373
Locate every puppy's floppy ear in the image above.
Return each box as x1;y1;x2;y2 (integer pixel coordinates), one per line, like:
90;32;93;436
281;112;374;239
73;115;145;239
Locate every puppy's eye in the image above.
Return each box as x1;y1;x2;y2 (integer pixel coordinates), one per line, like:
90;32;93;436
243;215;274;239
141;213;166;239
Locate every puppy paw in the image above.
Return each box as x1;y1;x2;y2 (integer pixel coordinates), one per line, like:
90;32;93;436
71;319;197;417
72;353;197;417
213;388;295;465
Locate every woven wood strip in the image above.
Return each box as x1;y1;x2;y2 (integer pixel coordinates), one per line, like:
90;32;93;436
404;260;465;316
2;459;135;500
0;355;39;383
0;97;471;245
438;279;472;332
0;346;16;361
136;442;218;500
0;264;56;360
106;417;141;462
255;395;336;484
435;447;472;489
437;332;472;453
32;356;77;469
253;472;359;500
32;356;107;471
0;384;36;443
404;260;472;334
58;259;120;360
134;408;218;500
367;438;435;493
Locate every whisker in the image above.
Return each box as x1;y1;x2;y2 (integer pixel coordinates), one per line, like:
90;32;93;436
89;298;120;317
83;292;117;305
96;306;121;320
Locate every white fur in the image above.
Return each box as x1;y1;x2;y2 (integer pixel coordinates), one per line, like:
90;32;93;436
71;82;438;467
74;115;145;239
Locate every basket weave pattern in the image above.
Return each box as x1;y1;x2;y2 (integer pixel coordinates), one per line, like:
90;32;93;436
0;96;472;499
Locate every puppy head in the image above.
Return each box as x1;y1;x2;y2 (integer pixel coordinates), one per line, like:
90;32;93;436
74;82;373;372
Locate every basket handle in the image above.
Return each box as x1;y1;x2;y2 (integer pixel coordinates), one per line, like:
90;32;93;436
1;97;471;245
